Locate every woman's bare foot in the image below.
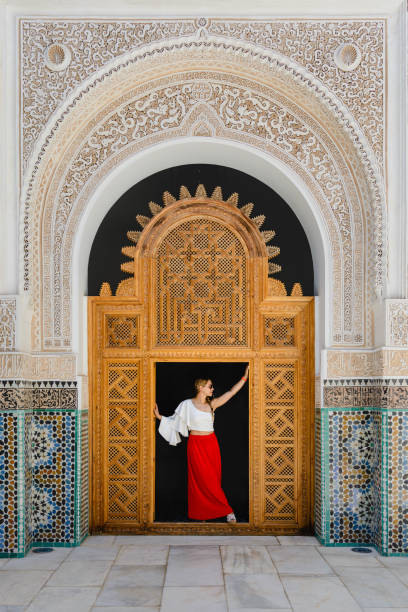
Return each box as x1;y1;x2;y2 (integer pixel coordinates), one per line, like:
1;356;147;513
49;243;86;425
226;512;237;523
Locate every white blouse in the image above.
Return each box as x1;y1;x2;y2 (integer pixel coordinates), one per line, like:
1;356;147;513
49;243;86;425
158;399;214;446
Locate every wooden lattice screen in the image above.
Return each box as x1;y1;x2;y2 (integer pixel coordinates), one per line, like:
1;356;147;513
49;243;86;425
263;361;297;523
154;218;248;346
89;199;313;534
106;360;140;522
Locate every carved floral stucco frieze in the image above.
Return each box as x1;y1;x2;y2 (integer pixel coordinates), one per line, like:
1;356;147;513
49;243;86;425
20;18;384;172
0;353;76;380
326;349;408;378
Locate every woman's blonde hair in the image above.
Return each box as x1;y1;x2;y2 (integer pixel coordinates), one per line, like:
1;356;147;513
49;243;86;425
194;378;214;420
194;378;213;401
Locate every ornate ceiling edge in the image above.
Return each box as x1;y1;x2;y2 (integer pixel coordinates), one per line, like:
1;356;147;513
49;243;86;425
21;35;386;293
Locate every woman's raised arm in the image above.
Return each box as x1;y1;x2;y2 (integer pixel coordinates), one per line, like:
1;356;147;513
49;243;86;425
211;365;249;410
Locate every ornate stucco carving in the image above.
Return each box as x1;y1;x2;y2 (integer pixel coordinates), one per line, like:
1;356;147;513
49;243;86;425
326;349;408;378
20;19;385;172
21;37;385;352
386;300;408;347
0;297;17;352
0;353;76;380
333;43;362;71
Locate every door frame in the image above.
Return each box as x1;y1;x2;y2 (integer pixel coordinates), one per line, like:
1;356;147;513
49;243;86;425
88;296;314;534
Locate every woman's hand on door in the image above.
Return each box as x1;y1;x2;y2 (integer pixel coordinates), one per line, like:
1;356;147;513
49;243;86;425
154;403;162;420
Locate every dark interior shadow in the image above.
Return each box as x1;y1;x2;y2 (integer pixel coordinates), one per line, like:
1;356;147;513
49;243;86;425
154;362;249;522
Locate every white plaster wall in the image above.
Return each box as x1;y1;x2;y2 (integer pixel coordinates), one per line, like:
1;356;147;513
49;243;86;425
386;1;407;301
1;0;403;15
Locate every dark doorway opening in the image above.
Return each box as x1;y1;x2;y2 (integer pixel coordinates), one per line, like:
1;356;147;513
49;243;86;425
155;362;249;523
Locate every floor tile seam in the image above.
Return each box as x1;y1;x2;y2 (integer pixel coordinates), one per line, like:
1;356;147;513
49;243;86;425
162;585;228;588
111;563;167;568
328;564;384;571
318;553;383;566
376;557;394;568
42;552;78;587
12;568;53;610
264;542;282;573
223;569;280;574
223;569;335;578
23;585;101;612
313;543;348;573
0;567;56;572
1;551;71;571
336;565;408;579
273;564;295;612
159;543;171;608
222;562;292;610
42;579;112;588
387;566;408;589
112;542;123;562
218;544;231;612
334;570;368;611
313;544;366;573
274;544;384;574
162;583;227;588
92;554;118;608
276;571;337;578
25;585;104;590
64;546;76;561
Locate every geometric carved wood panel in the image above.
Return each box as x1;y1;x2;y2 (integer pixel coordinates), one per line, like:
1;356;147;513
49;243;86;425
264;317;295;346
155;218;248;346
106;361;140;522
106;315;139;348
263;362;297;523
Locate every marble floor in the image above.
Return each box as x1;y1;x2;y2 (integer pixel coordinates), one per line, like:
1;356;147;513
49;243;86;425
1;535;408;611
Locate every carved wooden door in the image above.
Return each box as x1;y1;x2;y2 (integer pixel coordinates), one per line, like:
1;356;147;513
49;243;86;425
89;186;314;534
256;300;314;529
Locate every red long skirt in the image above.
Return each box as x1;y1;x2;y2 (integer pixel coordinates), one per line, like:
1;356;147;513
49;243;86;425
187;432;233;520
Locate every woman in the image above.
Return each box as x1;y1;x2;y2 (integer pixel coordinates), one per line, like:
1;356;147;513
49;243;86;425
154;365;249;523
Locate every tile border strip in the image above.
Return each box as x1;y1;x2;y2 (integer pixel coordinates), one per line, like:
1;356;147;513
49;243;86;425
74;410;81;544
383;409;389;554
17;412;25;555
